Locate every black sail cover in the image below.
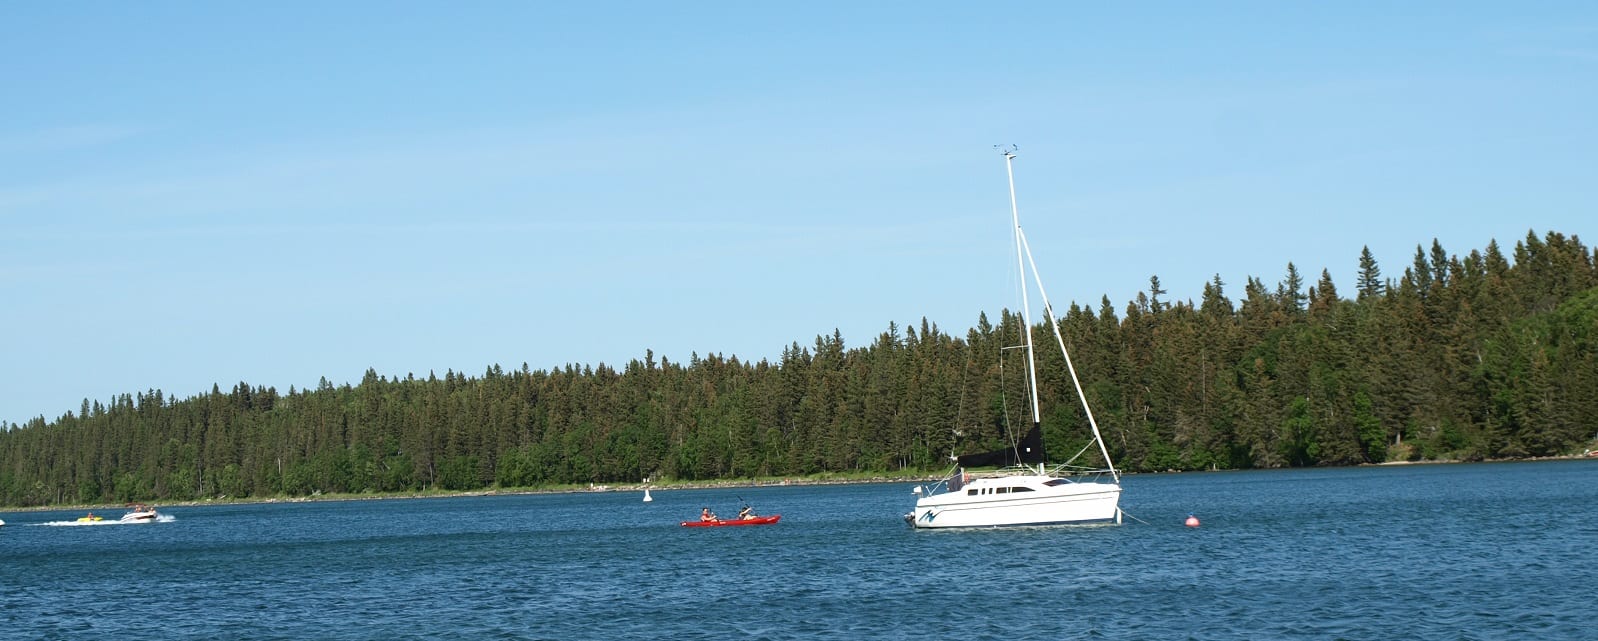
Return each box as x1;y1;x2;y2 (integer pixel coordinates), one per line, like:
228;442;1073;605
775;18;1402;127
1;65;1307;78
956;422;1046;468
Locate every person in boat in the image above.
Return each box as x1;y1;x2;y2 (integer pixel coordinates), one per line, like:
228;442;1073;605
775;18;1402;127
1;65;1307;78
700;507;717;522
738;506;756;520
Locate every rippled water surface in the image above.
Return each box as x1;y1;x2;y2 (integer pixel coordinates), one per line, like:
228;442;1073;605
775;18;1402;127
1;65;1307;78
4;460;1595;640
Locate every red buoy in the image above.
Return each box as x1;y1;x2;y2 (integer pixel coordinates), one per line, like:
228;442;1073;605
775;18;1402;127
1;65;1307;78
1184;514;1201;528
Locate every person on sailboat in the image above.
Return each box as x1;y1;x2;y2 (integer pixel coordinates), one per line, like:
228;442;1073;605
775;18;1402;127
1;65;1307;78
700;507;717;522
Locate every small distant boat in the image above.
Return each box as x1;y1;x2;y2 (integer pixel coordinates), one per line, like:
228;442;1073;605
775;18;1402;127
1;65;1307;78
120;505;159;523
680;515;781;528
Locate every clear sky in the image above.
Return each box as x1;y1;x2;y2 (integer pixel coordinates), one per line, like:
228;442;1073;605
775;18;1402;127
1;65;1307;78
3;3;1595;425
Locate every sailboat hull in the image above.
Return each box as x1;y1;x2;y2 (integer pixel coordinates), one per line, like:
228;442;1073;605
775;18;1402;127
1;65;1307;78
909;475;1121;529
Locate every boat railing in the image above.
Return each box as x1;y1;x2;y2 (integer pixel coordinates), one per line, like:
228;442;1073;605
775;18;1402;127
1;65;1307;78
918;460;1120;497
983;463;1116;480
1041;462;1118;481
918;465;975;496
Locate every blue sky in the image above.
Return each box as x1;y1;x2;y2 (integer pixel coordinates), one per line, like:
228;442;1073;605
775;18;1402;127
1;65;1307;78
3;3;1595;425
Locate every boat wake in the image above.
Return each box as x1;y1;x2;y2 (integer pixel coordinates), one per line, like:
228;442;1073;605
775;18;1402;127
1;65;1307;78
39;514;176;527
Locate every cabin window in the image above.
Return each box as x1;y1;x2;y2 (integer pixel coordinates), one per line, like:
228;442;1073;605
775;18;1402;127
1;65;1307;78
967;489;978;495
1011;486;1034;492
1043;479;1074;487
996;487;1010;494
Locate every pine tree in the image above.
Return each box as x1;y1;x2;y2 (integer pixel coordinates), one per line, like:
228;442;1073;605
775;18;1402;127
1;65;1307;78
1357;245;1385;300
1279;263;1307;313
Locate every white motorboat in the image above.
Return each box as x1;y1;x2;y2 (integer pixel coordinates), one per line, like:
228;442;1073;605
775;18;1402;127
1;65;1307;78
907;149;1122;529
120;505;159;523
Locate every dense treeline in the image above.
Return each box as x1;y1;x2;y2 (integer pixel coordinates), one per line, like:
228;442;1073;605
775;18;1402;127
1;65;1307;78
2;230;1595;507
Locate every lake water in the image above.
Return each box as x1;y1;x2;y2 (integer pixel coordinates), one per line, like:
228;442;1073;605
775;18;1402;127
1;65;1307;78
3;460;1594;640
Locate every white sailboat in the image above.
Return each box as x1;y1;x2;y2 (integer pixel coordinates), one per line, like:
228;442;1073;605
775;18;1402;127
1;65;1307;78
906;149;1123;529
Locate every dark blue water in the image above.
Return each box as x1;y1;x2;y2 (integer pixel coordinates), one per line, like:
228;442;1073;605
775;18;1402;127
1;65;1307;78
3;460;1594;640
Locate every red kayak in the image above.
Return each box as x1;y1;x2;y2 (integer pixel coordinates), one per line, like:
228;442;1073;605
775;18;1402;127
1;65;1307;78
680;515;781;527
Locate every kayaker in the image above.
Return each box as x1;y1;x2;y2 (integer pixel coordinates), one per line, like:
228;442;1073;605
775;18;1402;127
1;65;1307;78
700;507;717;522
738;506;755;520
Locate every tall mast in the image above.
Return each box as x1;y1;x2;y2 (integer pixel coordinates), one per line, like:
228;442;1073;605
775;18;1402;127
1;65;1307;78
1004;149;1121;482
1003;149;1043;467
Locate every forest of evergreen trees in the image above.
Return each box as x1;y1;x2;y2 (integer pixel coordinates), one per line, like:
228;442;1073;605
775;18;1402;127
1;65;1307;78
2;230;1595;507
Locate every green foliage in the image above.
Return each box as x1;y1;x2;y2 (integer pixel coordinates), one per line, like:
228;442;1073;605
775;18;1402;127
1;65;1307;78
1353;392;1386;462
1;231;1595;507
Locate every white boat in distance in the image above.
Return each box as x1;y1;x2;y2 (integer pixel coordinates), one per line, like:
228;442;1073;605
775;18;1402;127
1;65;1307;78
907;149;1122;529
